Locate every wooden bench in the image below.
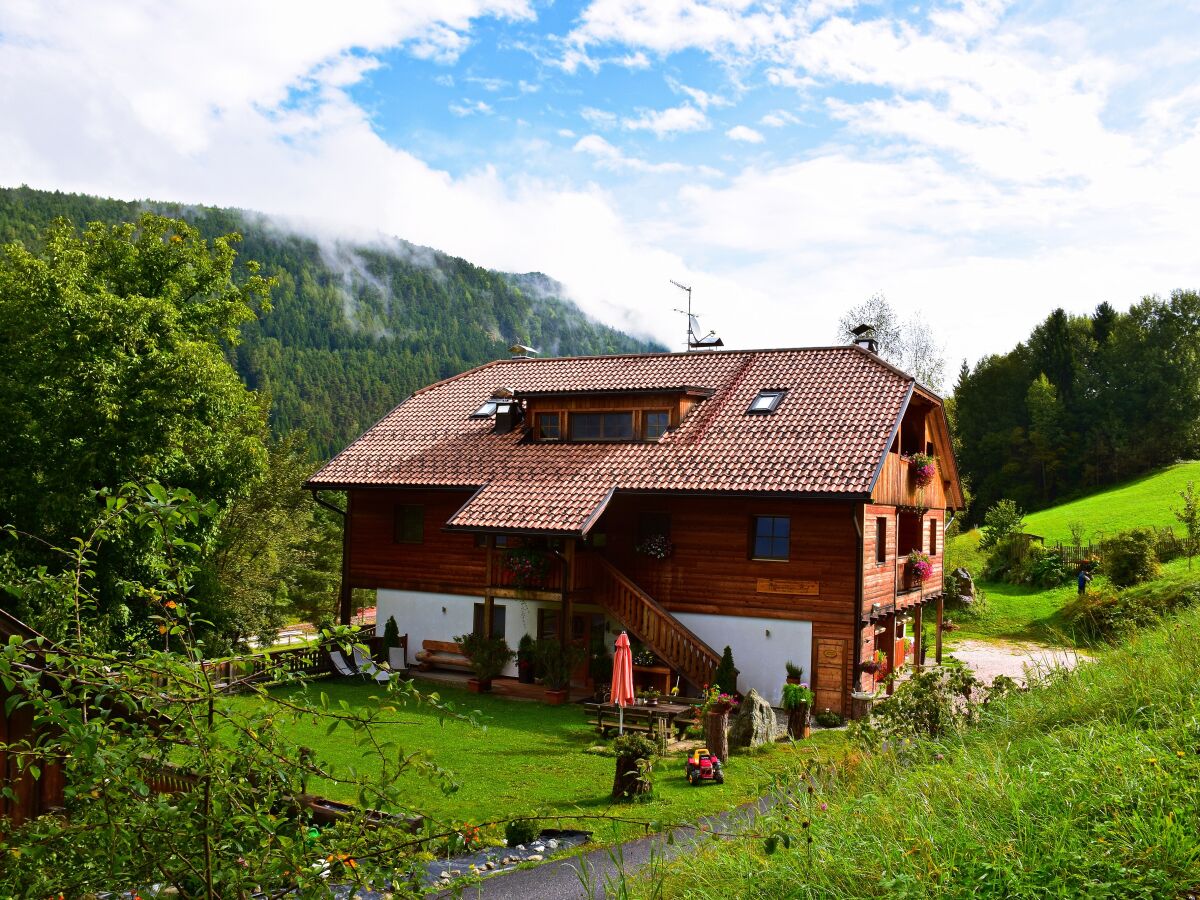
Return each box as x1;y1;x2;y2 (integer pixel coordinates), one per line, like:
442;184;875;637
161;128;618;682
414;639;472;673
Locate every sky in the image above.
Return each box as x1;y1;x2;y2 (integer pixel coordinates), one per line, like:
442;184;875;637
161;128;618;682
2;0;1200;371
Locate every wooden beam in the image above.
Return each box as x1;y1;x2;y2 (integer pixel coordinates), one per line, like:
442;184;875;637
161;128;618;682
338;492;354;626
935;593;944;664
482;535;495;637
885;612;898;697
561;539;576;646
912;602;924;673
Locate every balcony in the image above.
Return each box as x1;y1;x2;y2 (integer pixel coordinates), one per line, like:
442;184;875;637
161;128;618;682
873;452;939;509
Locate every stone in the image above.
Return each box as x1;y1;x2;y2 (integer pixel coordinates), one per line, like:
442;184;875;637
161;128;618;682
547;839;559;849
952;567;975;602
728;688;781;749
527;854;543;861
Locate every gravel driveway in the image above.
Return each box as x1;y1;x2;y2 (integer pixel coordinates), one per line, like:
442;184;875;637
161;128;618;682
948;638;1092;684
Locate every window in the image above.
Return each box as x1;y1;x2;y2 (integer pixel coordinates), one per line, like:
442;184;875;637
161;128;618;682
875;517;887;564
568;411;635;440
929;519;938;555
393;505;424;544
644;410;670;440
752;515;790;560
473;533;511;548
537;608;559;641
747;390;786;414
472;602;506;639
537;412;561;440
471;401;498;418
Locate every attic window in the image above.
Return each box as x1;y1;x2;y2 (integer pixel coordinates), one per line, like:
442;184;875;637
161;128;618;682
471;401;498;419
747;390;786;414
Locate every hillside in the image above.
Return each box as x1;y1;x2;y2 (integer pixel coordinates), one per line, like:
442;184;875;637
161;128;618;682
641;597;1200;897
0;185;663;458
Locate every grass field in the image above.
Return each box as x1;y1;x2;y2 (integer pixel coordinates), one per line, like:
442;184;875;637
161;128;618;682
641;591;1200;898
227;679;845;838
1016;460;1200;544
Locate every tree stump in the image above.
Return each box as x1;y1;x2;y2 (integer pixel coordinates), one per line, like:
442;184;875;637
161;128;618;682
612;755;651;799
787;704;810;740
705;707;730;762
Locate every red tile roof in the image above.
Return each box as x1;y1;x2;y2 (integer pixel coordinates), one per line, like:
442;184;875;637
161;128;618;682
307;346;916;533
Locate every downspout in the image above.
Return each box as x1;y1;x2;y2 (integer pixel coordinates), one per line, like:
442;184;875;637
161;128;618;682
851;504;865;705
310;490;353;626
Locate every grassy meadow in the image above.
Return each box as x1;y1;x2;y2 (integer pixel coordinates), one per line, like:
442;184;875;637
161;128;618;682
634;598;1200;899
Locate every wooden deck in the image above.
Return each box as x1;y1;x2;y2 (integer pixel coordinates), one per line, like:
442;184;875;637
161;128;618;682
412;671;594;703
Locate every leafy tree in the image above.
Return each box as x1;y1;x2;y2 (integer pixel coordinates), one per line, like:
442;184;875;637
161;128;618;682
0;483;469;897
837;293;946;390
0;214;273;645
1026;373;1068;501
1174;481;1200;570
978;499;1026;551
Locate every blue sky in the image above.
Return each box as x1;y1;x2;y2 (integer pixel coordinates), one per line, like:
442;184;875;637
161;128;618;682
3;0;1200;376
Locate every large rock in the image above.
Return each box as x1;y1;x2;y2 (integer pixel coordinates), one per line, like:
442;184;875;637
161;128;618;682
728;689;780;749
952;567;975;603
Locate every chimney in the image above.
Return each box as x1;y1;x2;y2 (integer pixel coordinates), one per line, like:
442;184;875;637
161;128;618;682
850;323;878;354
509;343;539;359
493;399;524;435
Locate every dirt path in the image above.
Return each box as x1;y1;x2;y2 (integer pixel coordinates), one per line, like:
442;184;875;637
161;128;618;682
948;638;1092;684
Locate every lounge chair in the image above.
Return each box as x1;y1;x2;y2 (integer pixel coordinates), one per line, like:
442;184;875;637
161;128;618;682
352;646;391;684
388;645;408;676
329;650;357;677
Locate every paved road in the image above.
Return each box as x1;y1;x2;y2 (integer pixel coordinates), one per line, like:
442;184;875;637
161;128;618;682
437;797;770;900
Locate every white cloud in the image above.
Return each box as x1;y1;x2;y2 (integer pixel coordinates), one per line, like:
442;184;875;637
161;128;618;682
725;125;764;143
449;99;494;116
581;106;619;128
622;104;709;137
464;75;509;91
667;77;729;110
760;109;800;127
557;127;577;138
572;134;690;173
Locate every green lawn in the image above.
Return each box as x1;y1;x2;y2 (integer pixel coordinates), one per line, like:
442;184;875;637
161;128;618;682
228;679;844;838
1019;460;1200;545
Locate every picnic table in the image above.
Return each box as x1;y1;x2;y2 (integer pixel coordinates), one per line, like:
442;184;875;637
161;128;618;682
583;700;699;739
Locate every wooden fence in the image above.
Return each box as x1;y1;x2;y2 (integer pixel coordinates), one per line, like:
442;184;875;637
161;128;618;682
1004;527;1188;569
200;628;382;693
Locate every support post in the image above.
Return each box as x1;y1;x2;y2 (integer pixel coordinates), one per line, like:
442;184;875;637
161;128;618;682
337;493;354;626
935;593;944;664
482;535;495;638
561;539;575;646
885;612;898;696
912;602;924;672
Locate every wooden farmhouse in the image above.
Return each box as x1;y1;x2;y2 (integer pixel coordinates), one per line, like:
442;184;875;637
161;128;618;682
307;339;965;715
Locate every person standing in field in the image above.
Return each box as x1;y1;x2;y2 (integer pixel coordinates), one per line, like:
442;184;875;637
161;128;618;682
1078;565;1093;595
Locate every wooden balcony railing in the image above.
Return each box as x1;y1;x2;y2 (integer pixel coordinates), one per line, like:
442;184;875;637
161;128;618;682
592;556;723;691
874;452;938;508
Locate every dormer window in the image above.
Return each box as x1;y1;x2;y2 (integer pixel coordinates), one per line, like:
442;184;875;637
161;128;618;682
747;390;786;414
536;412;561;440
471;401;498;419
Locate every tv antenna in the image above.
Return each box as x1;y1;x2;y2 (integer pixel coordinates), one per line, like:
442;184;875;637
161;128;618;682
670;279;723;352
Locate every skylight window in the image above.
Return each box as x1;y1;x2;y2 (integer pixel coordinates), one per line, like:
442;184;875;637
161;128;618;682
747;390;786;414
471;401;498;419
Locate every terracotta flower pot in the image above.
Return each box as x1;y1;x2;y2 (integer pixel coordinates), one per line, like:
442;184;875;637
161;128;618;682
544;688;569;705
467;677;491;693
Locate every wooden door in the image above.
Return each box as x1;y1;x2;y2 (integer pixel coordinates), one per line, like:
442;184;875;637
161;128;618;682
812;638;847;715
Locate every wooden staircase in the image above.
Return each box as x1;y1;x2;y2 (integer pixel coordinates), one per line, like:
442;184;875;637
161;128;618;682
592;556;724;691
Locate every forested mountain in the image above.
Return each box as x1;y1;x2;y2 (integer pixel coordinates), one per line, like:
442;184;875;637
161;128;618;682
0;185;662;458
952;293;1200;520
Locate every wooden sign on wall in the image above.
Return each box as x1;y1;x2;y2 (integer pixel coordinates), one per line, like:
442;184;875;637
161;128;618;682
756;578;820;596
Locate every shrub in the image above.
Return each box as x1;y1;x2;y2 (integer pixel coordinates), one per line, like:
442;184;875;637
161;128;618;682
982;532;1029;582
1102;529;1161;587
454;633;515;681
1022;546;1074;588
814;708;844;728
978;499;1025;551
785;660;804;679
713;645;737;695
382;615;401;649
589;636;613;684
533;639;586;690
1062;575;1200;641
505;819;539;847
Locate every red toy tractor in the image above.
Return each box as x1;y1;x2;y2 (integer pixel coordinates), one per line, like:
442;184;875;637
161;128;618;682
684;748;724;786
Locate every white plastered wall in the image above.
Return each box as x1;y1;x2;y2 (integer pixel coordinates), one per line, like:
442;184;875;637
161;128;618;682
374;589;614;677
673;612;813;706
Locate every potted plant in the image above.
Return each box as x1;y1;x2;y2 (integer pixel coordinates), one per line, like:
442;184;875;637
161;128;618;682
634;533;672;559
535;639;586;705
904;451;937;488
785;660;805;685
906;550;933;585
516;634;536;684
589;636;613;697
713;646;737;697
645;687;661;706
632;644;658;668
781;681;814;739
504;546;549;589
454;632;514;693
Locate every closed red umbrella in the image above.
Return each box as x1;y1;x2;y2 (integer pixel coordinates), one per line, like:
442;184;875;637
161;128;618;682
610;631;635;734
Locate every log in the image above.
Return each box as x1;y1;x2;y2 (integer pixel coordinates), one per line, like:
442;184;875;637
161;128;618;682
612;755;652;799
705;707;730;762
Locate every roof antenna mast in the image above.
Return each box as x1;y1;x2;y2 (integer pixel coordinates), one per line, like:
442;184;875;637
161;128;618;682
671;279;724;352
